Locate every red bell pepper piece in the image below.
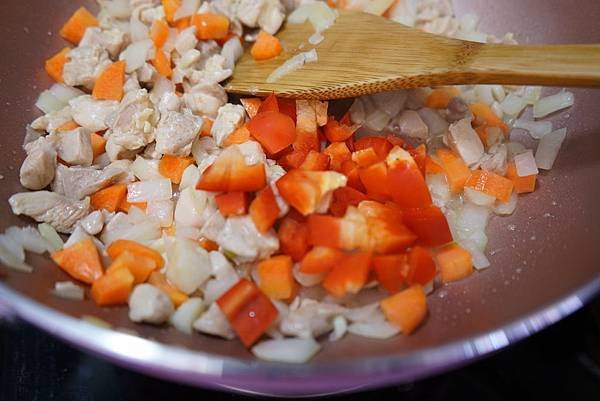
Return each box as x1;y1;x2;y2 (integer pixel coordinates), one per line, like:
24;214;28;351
354;136;393;159
257;93;279;113
247;110;296;154
403;205;453;247
341;160;366;192
323;117;354;142
197;147;266;192
322;252;372;298
276;169;346;216
358;161;390;198
299;246;345;274
278;214;310;261
406;246;436;286
373;254;408;293
249;186;280;233
215;192;248;217
329;186;368;217
299;150;330;171
323;142;352;172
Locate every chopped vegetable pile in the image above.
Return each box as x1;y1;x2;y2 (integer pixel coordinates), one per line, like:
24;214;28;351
2;0;574;363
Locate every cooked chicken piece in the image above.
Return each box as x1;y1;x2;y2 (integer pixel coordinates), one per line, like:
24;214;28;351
175;26;198;55
123;73;141;93
62;45;112;89
52;164;127;200
30;105;74;133
69;95;119;132
446;96;470;122
193;303;235;339
19;136;58;190
9;191;90;233
236;0;264;27
139;5;165;24
104;140;141;161
105;89;159;158
183;83;227;118
57;128;94;166
258;0;285;34
211;104;245;145
79;210;105;235
216;216;279;262
395;110;429;139
129;284;174;324
79;27;126;58
417;107;449;137
157;92;181;115
479;143;508;176
23;125;43;147
106;159;136;183
447;118;484;166
155;111;204;156
137;62;156;83
280;299;346;339
189;55;233;85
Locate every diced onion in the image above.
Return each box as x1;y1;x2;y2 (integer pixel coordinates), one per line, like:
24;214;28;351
267;50;318;83
0;234;32;273
535;127;566;170
53;281;85;300
513;119;553;139
102;0;131;19
146;200;174;228
120;39;154;73
166;237;211;294
348;98;366;124
289;3;337;32
460;240;490;270
329;315;348;342
500;93;526;116
475;85;494;105
533;91;574;118
252;337;321;363
522;86;542;105
49;83;85;104
457;30;487;43
174;0;200;20
347;321;400;338
131;156;163;181
459;13;478;32
308;31;324;45
179;165;200;189
170;297;205;334
292;264;325;287
506;141;527;160
514;150;538;176
491;85;506;102
494;191;518;216
127;179;172;202
129;18;150;42
426;173;451;208
36;90;65;114
38;223;64;251
6;226;51;254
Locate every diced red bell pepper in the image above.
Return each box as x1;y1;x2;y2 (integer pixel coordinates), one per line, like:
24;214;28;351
249;186;280;233
373;254;408;293
322;252;372;298
278;214;309;261
299;246;345;274
216;278;278;347
247;110;296;154
299;150;330;171
276;170;347;215
329;186;368;217
385;134;405;147
354;136;393;159
215;192;248;217
324;117;354;142
323;142;352;172
257;93;279;113
240;97;262;118
357;200;403;223
352;147;380;167
277;148;308;170
278;97;297;122
406;246;436;286
359;161;390;198
387;160;432;209
341;160;366;192
403;205;453;247
408;143;427;176
197;147;266;192
307;214;343;249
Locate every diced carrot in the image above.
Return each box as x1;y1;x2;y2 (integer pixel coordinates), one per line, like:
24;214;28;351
341;160;366;192
465;169;514;203
299;150;330;171
505;161;537;194
329;186;368;217
91;266;134;306
354;136;393;160
359;161;390;198
278;214;309;262
324;117;354;142
158;155;194;184
45;47;70;83
470;102;509;134
247;111;296;154
403;205;453;247
249;186;280;233
173;17;191;30
51;238;103;284
425;89;452;109
152;49;172;78
92;61;126;101
299;246;345;274
90;184;127;213
196;147;266;192
322;252;372;298
352;147;380;167
323;142;352;172
435;244;473;283
162;0;182;24
240;98;262;118
148;271;188;306
251;31;282;61
151;19;170;48
257;255;294;299
373;254;408;293
258;93;279;113
215;192;248;217
60;7;98;44
198;238;219;252
56;121;79;132
200;118;213;137
191;13;230;40
425;156;444;175
107;239;165;269
406;246;436;286
90;132;107;159
216;278;278;347
106;250;158;284
380;285;427;334
436;148;471;193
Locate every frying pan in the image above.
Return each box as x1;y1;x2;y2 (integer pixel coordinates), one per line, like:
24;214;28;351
0;0;599;397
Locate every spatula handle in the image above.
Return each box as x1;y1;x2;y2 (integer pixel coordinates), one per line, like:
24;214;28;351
465;43;600;87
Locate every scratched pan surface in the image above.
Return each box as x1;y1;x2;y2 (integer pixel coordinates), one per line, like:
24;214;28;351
0;0;599;397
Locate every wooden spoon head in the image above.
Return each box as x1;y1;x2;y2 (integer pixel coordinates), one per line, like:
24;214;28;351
225;10;466;99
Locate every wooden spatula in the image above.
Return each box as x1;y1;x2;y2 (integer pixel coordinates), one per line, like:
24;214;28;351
225;10;600;99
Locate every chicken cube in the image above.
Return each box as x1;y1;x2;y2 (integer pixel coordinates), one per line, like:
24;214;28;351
52;164;128;200
183;83;227;118
211;103;245;145
395;110;429;139
236;0;264;27
30;105;74;133
57;128;94;166
69;95;119;132
63;45;112;89
79;27;126;58
19;136;58;190
175;26;198;55
155;111;204;156
128;284;174;324
216;216;279;262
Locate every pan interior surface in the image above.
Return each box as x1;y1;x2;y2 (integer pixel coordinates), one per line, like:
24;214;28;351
0;0;598;396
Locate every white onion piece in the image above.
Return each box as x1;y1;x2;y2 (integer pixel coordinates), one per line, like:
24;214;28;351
252;337;321;363
448;118;484;166
329;315;348;342
120;39;154;73
0;234;32;273
170;297;205;334
174;0;200;20
457;30;487;43
426;173;451;208
459;202;491;231
129;18;150;42
166;237;211;294
459;13;478;32
49;83;85;104
146;200;174;228
131;156;163;181
127;179;172;202
53;281;85;300
464;187;495;207
288;4;312;24
494;191;518;216
347;321;400;338
151;77;175;102
308;31;324;45
221;37;243;70
514;150;538;176
267;50;318;83
36;90;65;114
102;0;131;19
179;165;200;189
533;91;574;118
513;119;553;139
291;2;337;32
38;223;63;251
343;303;384;323
490;101;503;118
500;93;526;116
491;85;505;102
475;85;494;105
365;109;390;131
348;98;366;124
535;128;566;170
522;86;542;105
6;226;51;254
175;188;209;227
460;240;490;270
